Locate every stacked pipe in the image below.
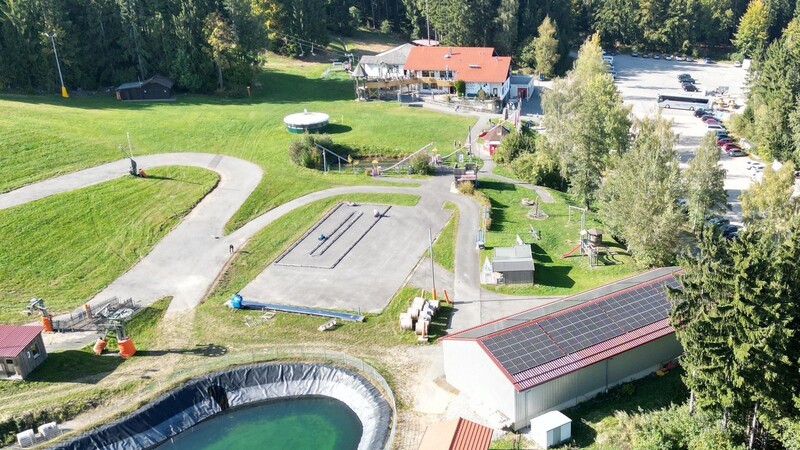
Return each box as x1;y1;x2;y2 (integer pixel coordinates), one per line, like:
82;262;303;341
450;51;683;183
400;297;442;335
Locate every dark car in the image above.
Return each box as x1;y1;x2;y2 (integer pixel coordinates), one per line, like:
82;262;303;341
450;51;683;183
704;57;714;64
707;216;730;227
683;84;699;92
727;148;747;157
715;130;729;138
720;224;739;239
679;74;696;82
642;53;651;58
631;51;639;57
694;108;709;117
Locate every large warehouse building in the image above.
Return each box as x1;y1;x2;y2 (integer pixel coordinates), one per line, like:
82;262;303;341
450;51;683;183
442;267;683;430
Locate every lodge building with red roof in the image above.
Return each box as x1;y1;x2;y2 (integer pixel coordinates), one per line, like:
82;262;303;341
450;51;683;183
403;46;512;102
0;325;47;380
442;267;683;430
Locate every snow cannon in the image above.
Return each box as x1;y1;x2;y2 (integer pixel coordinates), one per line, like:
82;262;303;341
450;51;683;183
231;293;244;309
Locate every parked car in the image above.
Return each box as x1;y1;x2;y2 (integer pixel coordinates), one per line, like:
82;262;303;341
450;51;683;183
727;148;747;157
654;53;661;59
642;53;651;58
707;123;726;130
734;60;743;68
747;163;766;172
715;130;729;138
704;57;714;64
631;51;639;57
676;55;687;61
701;114;721;121
720;224;739;240
665;54;673;60
694;108;710;117
717;137;734;146
722;143;741;151
703;117;721;124
683;84;699;92
707;215;731;227
680;77;696;84
687;56;696;62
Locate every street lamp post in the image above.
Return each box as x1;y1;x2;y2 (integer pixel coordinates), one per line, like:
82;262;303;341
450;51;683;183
44;32;68;98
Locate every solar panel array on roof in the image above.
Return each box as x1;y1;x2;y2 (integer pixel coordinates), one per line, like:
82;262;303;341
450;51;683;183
480;275;677;376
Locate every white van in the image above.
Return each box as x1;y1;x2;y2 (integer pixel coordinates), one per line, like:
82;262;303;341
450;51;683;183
602;55;614;65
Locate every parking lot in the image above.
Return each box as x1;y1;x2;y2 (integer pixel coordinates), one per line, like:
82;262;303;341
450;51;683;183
611;54;751;224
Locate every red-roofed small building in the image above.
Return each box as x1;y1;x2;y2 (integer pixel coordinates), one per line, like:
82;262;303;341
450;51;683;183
442;268;683;430
0;325;47;380
404;46;512;102
417;417;493;450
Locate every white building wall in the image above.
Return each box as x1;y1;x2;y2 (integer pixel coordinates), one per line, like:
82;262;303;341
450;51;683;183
511;334;683;430
443;340;517;421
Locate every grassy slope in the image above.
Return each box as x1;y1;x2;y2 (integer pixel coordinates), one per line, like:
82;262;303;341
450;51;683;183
479;179;638;296
432;201;458;272
0;55;473;232
0;167;218;323
194;192;457;347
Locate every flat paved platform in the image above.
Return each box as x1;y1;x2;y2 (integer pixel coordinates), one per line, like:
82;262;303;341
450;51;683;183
240;201;451;313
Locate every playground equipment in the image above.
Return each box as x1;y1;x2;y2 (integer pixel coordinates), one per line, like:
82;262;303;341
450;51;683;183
561;229;604;267
25;298;53;332
228;293;366;322
94;311;136;358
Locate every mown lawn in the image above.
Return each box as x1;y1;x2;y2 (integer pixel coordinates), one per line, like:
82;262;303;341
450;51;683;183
194;192;456;347
432;201;458;272
479;179;639;296
0;167;218;323
0;54;474;232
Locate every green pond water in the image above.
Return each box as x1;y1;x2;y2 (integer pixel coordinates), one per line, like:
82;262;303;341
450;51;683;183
156;396;363;450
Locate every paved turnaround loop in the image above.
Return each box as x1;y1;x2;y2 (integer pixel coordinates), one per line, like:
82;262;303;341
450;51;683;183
0;152;489;331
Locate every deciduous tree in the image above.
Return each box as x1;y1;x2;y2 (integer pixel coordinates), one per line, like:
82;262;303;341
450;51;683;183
684;133;728;229
733;0;769;58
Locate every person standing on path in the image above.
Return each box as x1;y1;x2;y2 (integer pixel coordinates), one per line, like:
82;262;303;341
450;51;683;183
229;244;234;254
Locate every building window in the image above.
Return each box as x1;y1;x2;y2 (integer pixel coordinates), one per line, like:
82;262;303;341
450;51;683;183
30;343;40;358
421;70;432;77
492;88;498;96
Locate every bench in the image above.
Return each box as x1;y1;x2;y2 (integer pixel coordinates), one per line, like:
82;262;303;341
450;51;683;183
318;318;337;331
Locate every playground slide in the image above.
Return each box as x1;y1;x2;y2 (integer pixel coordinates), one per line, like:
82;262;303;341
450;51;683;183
561;244;581;259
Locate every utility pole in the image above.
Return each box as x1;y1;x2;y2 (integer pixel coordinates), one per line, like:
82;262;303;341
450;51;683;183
429;228;437;300
44;33;68;98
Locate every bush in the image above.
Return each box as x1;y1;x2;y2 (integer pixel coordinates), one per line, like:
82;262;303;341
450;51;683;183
493;129;537;164
288;134;334;169
380;20;392;34
453;80;466;97
457;181;474;195
408;151;433;174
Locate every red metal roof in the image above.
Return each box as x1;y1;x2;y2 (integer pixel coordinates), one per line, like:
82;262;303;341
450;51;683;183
418;417;492;450
0;325;44;357
452;418;493;450
405;46;511;83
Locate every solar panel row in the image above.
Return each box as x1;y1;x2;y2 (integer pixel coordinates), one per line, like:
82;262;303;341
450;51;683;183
482;278;676;375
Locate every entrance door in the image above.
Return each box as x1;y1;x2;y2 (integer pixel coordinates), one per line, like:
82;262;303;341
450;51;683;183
517;88;528;99
4;358;16;377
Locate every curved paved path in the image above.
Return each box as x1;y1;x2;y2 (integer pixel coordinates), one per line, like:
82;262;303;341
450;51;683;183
0;153;488;329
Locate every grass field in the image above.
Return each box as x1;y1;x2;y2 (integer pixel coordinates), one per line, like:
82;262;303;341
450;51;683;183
0;54;473;232
0;167;218;323
479;180;638;296
432;202;458;272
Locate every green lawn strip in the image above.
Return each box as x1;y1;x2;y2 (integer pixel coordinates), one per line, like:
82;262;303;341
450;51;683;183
432;202;458;272
477;180;637;296
564;368;689;448
491;162;517;179
0;167;218;324
194;192;462;347
0;58;473;233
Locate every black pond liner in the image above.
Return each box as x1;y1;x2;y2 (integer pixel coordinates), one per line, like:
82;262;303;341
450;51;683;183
52;363;392;450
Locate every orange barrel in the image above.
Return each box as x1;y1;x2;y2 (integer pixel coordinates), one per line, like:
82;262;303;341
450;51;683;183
40;316;53;332
93;338;107;355
118;338;137;358
83;304;93;318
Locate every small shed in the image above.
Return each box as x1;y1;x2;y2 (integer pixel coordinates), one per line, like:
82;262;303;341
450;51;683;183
0;325;47;380
491;244;534;285
482;124;512;156
510;74;534;100
417;417;493;450
116;75;175;101
454;163;478;186
530;411;571;449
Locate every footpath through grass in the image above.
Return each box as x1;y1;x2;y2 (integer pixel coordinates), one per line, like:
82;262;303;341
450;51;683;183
0;55;473;232
478;180;637;296
0;167;218;323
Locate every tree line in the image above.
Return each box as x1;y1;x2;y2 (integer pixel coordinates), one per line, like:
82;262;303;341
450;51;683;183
2;0;795;93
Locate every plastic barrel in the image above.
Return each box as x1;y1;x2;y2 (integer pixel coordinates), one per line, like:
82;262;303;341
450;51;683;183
118;338;137;358
93;338;107;355
230;294;243;309
40;316;53;333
